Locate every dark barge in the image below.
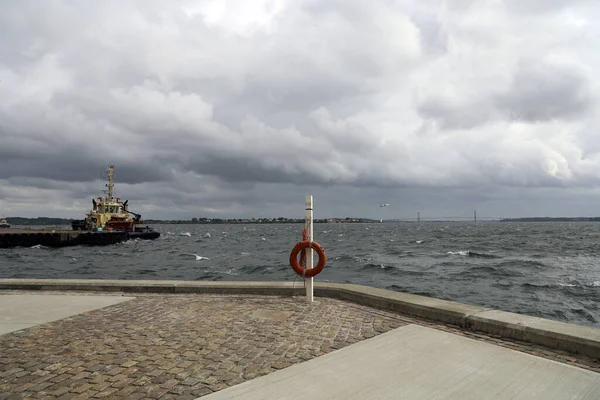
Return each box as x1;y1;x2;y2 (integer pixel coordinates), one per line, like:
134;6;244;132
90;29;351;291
0;229;130;249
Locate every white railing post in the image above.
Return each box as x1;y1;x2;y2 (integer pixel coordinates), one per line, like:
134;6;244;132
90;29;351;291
305;194;314;303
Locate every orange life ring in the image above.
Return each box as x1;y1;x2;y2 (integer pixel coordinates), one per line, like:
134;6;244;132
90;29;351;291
289;240;326;278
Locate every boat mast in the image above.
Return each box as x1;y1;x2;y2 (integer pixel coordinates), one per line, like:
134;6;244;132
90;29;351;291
102;164;115;201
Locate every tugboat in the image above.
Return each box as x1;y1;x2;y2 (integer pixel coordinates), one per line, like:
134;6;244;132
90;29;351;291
0;216;9;229
71;165;160;240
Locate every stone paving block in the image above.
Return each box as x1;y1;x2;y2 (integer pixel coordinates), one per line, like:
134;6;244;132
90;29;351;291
111;377;135;388
181;377;202;386
51;385;71;396
92;387;118;398
71;383;93;394
56;393;79;400
72;390;98;400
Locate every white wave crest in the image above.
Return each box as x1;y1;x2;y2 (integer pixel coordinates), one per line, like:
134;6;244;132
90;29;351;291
447;251;468;256
557;283;577;287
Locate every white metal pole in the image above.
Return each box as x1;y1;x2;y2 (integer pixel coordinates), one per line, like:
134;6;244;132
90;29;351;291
305;194;314;302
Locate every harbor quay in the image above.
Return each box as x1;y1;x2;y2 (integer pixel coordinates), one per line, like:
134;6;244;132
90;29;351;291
0;279;600;399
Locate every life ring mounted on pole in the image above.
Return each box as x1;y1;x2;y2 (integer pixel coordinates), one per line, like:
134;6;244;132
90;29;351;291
289;240;327;278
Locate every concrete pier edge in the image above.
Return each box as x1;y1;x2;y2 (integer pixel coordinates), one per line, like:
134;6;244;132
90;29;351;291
1;278;599;359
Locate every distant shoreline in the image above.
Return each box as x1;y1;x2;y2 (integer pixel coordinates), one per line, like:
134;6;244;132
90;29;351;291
3;217;368;225
498;217;600;222
4;216;600;225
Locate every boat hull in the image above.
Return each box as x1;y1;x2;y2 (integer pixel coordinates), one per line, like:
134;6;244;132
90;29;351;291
0;229;129;248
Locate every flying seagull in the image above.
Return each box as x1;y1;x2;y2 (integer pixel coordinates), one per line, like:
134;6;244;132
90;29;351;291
380;203;390;207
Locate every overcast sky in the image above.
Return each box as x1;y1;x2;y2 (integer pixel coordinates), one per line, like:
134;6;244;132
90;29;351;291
1;0;599;220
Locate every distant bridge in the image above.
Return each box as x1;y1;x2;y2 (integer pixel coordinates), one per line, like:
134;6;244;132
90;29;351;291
388;216;502;221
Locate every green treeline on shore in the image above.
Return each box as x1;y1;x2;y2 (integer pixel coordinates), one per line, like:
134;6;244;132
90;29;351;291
144;217;331;224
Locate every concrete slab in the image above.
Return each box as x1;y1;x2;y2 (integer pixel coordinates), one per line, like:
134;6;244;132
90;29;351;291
0;294;135;335
1;323;38;333
202;324;600;400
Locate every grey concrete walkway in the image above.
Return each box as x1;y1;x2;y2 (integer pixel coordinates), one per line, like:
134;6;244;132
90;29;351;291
0;294;134;335
2;290;599;399
203;324;600;400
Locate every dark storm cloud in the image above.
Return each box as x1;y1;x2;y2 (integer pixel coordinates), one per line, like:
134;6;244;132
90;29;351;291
0;129;173;184
182;157;302;184
0;156;173;184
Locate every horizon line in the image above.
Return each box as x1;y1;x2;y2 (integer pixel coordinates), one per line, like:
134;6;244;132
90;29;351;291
4;216;600;222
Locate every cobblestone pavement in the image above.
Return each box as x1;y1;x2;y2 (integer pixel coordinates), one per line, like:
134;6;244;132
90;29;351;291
0;294;406;399
1;292;599;400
